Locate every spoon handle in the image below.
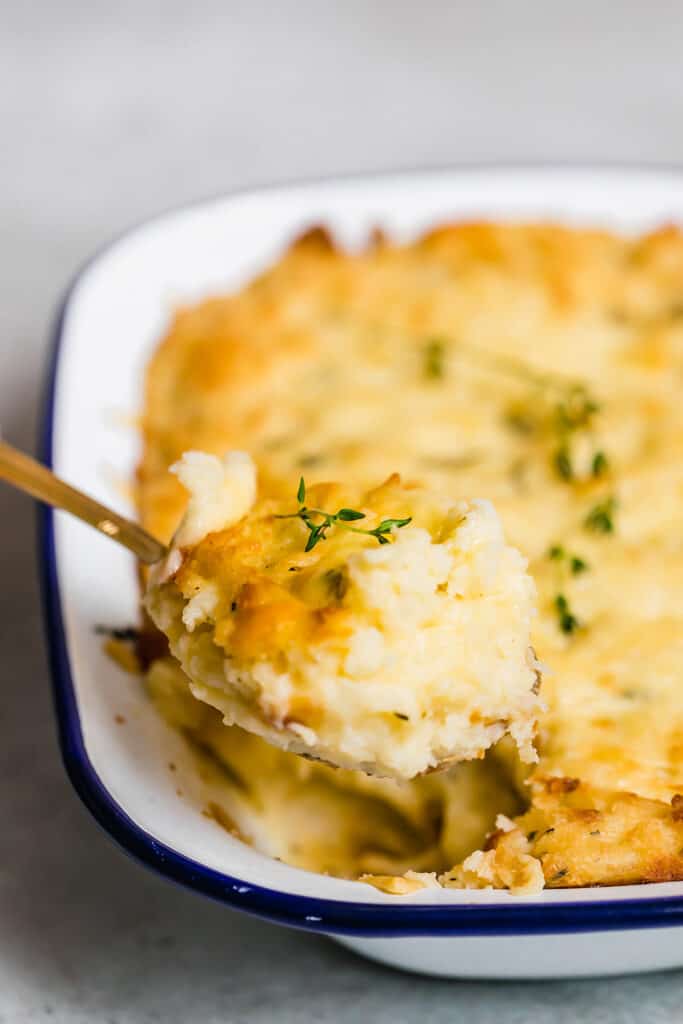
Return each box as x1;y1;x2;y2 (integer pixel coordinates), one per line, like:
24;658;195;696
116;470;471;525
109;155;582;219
0;439;167;564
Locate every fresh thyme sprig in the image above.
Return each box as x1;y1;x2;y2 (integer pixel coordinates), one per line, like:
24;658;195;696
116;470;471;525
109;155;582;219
407;327;609;485
502;376;606;484
550;386;606;483
277;478;412;552
404;325;610;485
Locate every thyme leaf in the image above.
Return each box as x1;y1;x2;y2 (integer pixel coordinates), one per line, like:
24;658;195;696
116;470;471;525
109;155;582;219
336;508;366;522
423;338;445;380
276;479;412;552
367;518;412;545
555;593;580;635
555;388;600;432
553;445;573;481
547;549;588;634
591;451;609;477
547;545;589;575
584;496;617;535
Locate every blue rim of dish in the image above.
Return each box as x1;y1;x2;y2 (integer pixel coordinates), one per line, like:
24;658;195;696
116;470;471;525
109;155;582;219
39;166;683;937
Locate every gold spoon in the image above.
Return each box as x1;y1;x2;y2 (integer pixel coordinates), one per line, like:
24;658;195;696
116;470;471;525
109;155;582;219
0;439;167;564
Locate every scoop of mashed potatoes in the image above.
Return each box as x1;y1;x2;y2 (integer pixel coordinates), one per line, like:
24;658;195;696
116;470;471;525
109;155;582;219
145;451;542;779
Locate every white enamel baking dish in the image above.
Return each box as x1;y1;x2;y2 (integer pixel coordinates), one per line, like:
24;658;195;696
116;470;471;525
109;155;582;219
41;166;683;979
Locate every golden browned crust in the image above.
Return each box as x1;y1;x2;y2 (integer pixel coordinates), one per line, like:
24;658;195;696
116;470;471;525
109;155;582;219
138;219;683;888
170;476;414;663
503;780;683;887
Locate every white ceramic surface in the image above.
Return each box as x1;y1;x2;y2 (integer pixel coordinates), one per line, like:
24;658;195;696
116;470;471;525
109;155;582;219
336;928;683;981
46;167;683;978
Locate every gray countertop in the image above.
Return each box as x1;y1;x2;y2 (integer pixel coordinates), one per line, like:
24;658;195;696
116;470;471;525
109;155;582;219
3;2;683;1019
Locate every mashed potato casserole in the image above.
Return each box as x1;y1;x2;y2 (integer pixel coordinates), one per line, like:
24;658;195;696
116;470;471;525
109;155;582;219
137;222;683;893
145;452;540;780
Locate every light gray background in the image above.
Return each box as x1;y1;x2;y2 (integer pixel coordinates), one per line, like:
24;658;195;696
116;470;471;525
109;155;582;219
3;2;683;1020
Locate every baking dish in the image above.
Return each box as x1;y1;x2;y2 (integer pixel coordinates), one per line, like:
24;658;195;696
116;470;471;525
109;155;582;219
41;166;683;978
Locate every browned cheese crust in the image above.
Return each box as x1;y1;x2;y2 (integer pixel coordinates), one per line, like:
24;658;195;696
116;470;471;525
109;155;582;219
138;221;683;888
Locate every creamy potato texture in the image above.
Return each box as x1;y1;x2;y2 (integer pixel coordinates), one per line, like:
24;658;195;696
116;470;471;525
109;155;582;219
138;222;683;891
145;452;541;779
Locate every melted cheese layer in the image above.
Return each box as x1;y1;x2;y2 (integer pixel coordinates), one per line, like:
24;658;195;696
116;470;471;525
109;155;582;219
139;222;683;889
